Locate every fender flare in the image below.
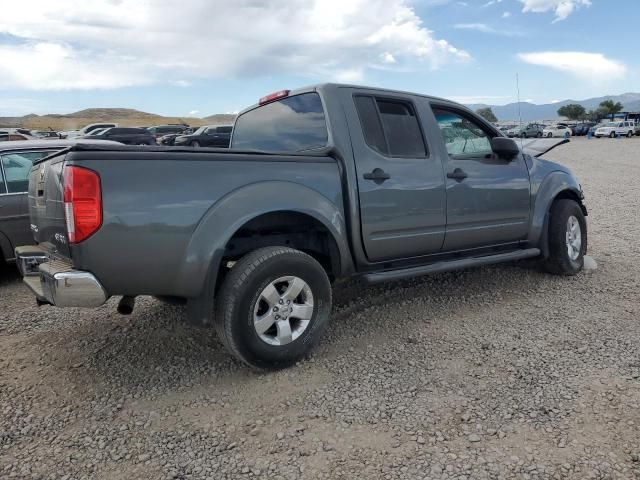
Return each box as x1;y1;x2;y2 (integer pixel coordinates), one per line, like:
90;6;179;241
176;180;353;301
528;171;584;255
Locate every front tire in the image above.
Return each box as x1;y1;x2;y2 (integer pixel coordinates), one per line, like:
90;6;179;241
547;132;553;138
215;247;332;369
544;199;587;275
192;141;200;147
610;131;616;138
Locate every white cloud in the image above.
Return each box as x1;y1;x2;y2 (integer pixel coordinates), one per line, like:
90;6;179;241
449;95;513;104
188;110;199;115
453;23;522;36
0;0;469;90
518;51;627;81
502;11;512;17
518;0;591;21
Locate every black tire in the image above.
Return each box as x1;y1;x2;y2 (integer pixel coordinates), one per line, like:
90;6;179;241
627;131;633;138
609;131;616;138
214;247;332;369
537;132;542;138
191;141;200;147
544;199;587;275
521;132;527;138
547;132;553;138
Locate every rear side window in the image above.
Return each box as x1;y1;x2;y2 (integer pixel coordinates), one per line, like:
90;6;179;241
231;93;328;152
217;126;232;133
354;95;427;157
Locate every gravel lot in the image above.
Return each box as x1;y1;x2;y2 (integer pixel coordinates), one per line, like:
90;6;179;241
1;137;639;480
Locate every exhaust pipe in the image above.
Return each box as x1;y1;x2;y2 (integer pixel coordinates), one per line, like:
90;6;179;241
117;296;136;315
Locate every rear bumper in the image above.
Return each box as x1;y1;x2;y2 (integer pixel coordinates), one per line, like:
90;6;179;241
15;245;108;308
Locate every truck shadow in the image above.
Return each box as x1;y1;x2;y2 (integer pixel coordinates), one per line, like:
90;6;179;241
56;260;561;394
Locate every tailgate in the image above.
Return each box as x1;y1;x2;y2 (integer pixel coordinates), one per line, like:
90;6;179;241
29;152;72;258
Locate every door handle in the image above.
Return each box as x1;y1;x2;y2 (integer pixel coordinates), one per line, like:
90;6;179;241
363;168;391;184
447;168;468;181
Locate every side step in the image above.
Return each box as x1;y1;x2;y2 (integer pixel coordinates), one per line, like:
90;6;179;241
362;248;540;285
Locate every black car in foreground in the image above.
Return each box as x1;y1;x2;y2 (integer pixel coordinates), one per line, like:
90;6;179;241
173;125;232;148
84;127;156;145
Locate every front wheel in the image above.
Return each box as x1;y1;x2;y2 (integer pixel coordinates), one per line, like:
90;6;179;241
610;132;616;138
627;131;633;138
214;247;332;369
544;199;587;275
537;132;542;138
547;132;553;138
192;141;200;147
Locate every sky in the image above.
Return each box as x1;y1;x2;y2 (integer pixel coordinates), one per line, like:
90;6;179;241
0;0;637;117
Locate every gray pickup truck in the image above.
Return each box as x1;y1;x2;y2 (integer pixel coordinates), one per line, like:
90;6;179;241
16;84;587;369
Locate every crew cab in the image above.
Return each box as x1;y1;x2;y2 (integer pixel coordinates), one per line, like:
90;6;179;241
16;84;588;369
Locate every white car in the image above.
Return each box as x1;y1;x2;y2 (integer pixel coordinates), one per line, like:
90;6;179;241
594;121;635;138
60;122;118;139
543;124;572;138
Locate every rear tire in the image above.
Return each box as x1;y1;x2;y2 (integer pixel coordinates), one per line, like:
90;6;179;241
610;131;616;138
544;199;587;276
547;132;553;138
627;131;633;138
214;247;331;369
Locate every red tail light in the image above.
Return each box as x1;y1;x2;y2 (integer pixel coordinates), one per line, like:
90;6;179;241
259;89;290;105
63;166;102;243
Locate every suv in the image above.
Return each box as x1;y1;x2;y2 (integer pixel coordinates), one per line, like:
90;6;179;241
147;125;189;139
85;127;156;145
515;123;544;138
594;121;635;138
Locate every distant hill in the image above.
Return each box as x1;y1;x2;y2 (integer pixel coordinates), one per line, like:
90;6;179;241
467;92;640;122
203;113;236;125
0;107;208;131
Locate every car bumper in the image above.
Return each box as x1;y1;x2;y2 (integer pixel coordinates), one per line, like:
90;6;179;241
15;245;108;308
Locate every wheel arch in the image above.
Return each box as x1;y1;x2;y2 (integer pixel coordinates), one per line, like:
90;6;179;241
178;181;353;325
529;172;587;258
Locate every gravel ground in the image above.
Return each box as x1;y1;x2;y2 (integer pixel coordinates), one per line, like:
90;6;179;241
1;136;639;480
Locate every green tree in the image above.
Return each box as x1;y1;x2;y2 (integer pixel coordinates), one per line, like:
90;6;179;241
475;107;497;123
557;103;586;120
598;100;624;119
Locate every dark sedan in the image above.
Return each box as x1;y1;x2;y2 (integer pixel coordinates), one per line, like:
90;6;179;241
173;125;232;148
84;127;156;145
0;139;119;264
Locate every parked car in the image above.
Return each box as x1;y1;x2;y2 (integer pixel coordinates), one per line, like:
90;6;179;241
507;123;544;138
543;124;572;138
571;122;596;136
60;123;118;139
594;121;635;138
84;127;156;145
173;125;232;147
31;130;60;139
0;133;33;142
0;139;119;264
634;123;640;136
158;128;195;146
16;84;587;369
147;125;189;141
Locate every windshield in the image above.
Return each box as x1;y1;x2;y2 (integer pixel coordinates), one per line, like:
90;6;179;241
605;122;617;127
192;126;207;135
231;92;328;152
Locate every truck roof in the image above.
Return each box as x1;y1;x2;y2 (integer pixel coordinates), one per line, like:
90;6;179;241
238;83;466;116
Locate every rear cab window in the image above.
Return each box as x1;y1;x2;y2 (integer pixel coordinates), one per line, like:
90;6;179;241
231;92;328;152
354;95;427;157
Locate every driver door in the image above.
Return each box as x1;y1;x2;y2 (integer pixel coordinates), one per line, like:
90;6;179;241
430;106;531;252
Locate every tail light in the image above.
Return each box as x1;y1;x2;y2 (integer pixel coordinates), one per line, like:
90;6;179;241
63;166;102;243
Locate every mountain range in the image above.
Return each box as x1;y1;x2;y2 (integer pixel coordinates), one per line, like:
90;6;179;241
467;93;640;122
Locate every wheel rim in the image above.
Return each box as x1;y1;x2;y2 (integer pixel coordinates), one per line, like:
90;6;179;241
565;216;582;261
253;276;314;346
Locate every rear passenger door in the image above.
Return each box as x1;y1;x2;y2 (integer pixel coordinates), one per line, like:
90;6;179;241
344;91;446;262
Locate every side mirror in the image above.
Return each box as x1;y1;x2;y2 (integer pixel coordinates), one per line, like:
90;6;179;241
491;137;519;160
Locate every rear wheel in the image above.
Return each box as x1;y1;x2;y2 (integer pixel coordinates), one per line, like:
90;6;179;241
214;247;331;369
627;131;633;138
610;131;616;138
547;132;553;138
544;199;587;275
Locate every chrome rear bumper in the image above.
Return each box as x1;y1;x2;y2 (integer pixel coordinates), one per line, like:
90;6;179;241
15;245;108;307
